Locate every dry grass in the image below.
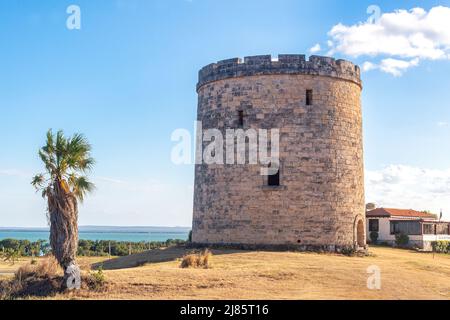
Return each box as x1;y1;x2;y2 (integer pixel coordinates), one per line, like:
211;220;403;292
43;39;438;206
0;256;63;299
15;256;62;280
180;249;212;269
1;247;450;300
0;256;109;299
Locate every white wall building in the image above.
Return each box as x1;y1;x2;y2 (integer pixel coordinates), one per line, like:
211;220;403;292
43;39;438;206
366;208;450;251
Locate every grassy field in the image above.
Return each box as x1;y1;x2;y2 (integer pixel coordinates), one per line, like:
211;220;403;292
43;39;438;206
1;246;450;300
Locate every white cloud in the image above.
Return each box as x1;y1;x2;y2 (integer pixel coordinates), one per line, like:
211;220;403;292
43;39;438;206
437;121;449;127
362;61;377;72
379;58;420;76
309;43;321;53
366;165;450;220
362;58;419;76
327;6;450;75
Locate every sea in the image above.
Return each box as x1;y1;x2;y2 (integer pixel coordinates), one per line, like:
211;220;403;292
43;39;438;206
0;226;191;243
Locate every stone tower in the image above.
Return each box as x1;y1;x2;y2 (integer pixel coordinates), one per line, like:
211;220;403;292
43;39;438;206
192;54;366;252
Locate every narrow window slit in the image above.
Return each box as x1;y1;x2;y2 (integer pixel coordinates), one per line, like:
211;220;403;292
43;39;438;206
306;90;313;106
267;163;280;186
238;110;244;127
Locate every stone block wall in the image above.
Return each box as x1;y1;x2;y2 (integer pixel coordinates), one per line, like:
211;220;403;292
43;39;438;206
192;54;366;251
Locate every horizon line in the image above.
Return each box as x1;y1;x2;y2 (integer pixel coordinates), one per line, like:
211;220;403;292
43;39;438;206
0;225;192;229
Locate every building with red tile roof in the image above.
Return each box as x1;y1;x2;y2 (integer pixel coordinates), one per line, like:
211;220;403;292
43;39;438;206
366;208;437;219
366;208;449;251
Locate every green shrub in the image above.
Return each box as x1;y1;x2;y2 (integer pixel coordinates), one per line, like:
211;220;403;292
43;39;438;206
92;267;105;283
432;241;450;253
395;233;409;247
369;231;379;244
85;266;107;291
340;247;357;256
1;248;20;265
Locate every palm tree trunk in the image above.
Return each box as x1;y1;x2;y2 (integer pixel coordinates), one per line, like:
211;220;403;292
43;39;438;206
48;180;80;289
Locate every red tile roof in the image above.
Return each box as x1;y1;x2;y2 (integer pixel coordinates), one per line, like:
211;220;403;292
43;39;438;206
366;208;437;219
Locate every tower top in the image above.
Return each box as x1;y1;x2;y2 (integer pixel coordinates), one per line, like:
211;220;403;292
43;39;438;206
197;54;361;91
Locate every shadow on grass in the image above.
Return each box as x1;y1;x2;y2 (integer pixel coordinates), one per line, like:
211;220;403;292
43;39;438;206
92;245;247;270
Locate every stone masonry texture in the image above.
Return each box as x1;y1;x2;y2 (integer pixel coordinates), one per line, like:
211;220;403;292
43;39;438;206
192;54;366;251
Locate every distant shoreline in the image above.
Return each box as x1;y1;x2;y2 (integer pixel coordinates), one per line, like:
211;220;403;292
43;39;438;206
0;226;191;242
0;226;191;232
0;226;191;230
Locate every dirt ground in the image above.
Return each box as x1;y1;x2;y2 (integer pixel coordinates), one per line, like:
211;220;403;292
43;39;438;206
1;246;449;300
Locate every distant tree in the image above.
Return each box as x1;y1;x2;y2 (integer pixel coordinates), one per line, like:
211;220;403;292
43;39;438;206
1;248;20;265
366;203;376;211
422;210;438;219
32;129;95;289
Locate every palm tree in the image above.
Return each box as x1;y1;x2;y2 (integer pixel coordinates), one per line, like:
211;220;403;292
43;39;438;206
32;129;95;289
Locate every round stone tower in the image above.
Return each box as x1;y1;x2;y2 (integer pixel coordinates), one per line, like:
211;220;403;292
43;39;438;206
192;54;365;252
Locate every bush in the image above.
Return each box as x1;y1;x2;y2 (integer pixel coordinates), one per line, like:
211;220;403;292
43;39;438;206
432;241;450;253
15;256;62;281
369;231;379;244
340;247;357;256
395;233;409;247
180;249;212;269
1;248;20;265
0;256;64;299
188;230;192;243
86;267;106;291
0;256;110;298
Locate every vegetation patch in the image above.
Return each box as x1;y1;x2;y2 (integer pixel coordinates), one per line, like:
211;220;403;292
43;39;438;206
78;239;186;256
84;267;107;292
180;249;212;269
432;241;450;253
0;238;186;259
395;233;410;247
0;256;108;299
0;256;62;299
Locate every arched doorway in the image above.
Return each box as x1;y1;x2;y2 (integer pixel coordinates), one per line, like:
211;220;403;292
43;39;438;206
353;215;365;249
356;219;365;247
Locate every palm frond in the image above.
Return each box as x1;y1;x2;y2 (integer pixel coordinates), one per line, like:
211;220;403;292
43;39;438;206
42;129;55;155
31;174;45;190
55;130;67;170
77;157;96;172
70;175;95;202
38;150;56;173
65;133;93;172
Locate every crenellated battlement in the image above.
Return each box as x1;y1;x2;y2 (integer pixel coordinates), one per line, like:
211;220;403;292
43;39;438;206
197;54;361;91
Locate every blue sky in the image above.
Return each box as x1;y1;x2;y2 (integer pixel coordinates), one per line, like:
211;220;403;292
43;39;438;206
1;0;450;227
